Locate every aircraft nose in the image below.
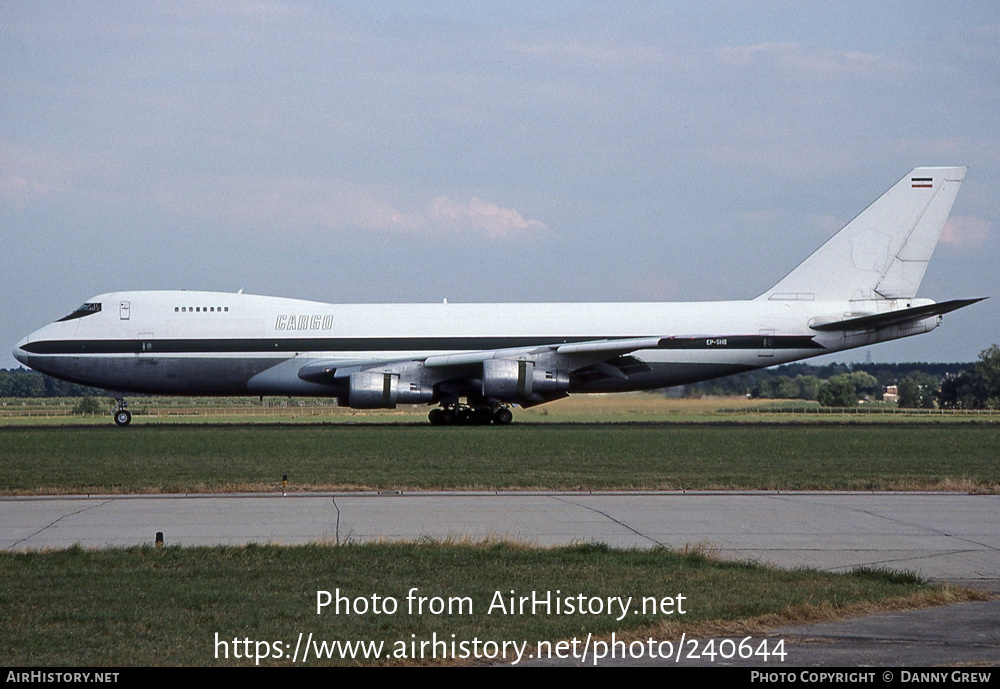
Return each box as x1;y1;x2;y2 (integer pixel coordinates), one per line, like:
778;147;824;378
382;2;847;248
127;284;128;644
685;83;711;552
13;337;31;367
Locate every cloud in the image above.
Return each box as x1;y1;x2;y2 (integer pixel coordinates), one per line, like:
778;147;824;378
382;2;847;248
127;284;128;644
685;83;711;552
954;23;1000;62
512;33;666;73
940;216;992;249
152;176;548;241
0;139;77;205
422;196;549;238
713;42;905;82
625;275;680;301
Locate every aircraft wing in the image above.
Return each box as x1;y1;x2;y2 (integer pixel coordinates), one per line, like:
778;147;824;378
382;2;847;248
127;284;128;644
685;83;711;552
296;336;676;385
295;333;827;388
421;336;667;367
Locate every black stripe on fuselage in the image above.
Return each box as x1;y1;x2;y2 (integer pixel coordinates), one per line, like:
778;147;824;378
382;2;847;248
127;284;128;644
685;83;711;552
21;335;823;355
656;336;823;350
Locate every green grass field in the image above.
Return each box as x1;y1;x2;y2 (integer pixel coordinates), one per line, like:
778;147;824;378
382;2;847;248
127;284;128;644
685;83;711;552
1;422;997;494
2;398;995;666
0;541;978;666
5;392;999;425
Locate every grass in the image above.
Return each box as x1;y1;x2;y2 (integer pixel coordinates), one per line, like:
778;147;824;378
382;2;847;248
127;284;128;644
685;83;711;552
2;397;993;666
5;393;999;426
0;541;979;666
1;422;997;494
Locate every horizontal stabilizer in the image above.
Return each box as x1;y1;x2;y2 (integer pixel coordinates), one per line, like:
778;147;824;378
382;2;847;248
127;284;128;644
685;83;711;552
809;298;985;332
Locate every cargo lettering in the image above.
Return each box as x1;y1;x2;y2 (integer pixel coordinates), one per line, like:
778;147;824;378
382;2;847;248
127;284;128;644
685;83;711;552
275;315;334;331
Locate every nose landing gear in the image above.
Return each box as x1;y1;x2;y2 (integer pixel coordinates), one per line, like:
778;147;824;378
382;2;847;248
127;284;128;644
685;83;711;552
113;398;132;426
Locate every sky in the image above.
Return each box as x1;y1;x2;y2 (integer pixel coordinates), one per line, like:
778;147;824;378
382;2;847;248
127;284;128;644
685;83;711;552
2;2;998;369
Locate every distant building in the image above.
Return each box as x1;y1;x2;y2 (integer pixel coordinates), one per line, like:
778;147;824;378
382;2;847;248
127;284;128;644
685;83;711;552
883;385;899;404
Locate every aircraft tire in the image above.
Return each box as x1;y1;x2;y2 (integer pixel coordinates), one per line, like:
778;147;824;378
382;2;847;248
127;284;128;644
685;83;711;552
493;407;513;425
114;409;132;426
428;408;445;425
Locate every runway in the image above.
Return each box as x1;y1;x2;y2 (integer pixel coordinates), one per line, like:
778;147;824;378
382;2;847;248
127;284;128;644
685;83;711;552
3;491;998;587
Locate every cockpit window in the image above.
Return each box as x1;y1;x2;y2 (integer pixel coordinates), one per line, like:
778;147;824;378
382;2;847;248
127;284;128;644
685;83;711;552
56;302;102;322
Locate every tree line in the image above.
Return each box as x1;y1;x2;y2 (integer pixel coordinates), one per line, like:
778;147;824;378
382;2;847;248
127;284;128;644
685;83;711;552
680;345;1000;409
0;368;105;398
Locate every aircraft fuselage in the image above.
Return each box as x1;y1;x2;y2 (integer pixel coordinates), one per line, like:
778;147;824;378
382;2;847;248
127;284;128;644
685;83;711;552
15;290;940;397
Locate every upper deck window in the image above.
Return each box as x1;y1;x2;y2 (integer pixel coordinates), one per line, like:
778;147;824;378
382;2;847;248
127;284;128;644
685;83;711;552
175;305;230;313
56;302;102;322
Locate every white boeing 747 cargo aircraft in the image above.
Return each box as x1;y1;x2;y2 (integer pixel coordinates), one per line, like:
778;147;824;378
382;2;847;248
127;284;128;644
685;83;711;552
14;167;983;425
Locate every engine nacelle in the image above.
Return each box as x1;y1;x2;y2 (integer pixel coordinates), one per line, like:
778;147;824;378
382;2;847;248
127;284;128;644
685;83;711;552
481;359;569;401
348;370;434;409
533;366;571;393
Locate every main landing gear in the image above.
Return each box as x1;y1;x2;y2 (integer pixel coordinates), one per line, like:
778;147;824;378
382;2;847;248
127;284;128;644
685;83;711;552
428;404;514;426
113;398;132;426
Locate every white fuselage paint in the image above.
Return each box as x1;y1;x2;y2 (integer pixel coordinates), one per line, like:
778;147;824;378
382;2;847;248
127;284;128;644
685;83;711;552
13;289;940;398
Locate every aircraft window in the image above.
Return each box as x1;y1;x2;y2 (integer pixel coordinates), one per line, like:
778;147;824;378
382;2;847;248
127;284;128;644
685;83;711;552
175;307;179;312
56;302;102;322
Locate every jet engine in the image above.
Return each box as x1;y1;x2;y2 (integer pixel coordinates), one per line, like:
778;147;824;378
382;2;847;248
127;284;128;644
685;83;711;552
348;370;434;408
481;359;569;401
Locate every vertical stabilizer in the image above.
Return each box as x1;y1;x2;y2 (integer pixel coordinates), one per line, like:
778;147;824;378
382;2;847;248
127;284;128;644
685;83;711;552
758;166;966;302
